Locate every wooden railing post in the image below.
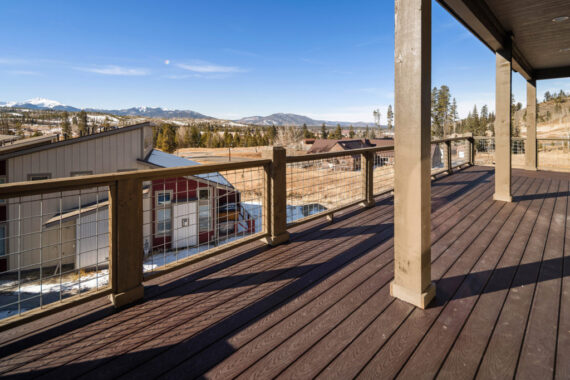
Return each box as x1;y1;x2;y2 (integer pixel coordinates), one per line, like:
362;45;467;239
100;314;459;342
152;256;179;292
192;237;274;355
446;140;453;174
469;137;475;165
264;146;290;246
109;178;144;308
361;151;375;208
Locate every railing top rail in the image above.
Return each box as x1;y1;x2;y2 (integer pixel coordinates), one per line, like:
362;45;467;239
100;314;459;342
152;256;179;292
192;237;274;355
431;136;473;144
286;145;393;163
537;137;570;141
0;158;271;198
286;136;471;163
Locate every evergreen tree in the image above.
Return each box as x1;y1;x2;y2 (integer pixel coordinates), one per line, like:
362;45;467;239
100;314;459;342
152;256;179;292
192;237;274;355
331;124;342;139
320;123;328;139
190;126;201;147
267;125;277;144
77;110;88;136
449;98;458;134
61;111;71;140
544;91;552;101
155;125;177;152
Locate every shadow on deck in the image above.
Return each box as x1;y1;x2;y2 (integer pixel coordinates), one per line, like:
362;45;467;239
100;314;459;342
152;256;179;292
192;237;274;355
0;166;569;379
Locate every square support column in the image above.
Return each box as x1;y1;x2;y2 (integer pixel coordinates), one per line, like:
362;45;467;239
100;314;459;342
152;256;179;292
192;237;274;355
390;0;435;309
493;45;513;203
525;79;537;170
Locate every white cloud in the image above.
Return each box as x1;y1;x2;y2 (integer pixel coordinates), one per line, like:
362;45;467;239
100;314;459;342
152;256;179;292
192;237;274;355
176;62;245;73
0;58;29;65
5;70;40;76
74;65;149;76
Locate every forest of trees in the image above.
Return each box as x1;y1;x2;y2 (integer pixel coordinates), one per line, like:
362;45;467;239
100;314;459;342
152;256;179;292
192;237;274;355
431;85;496;138
153;123;278;153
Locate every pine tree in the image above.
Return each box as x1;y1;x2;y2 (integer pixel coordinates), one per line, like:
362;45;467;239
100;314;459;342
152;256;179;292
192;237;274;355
331;124;342;139
349;125;355;138
449;98;458;134
190;126;201;147
544;91;551;101
61;111;71;140
77;110;88;136
321;123;328;139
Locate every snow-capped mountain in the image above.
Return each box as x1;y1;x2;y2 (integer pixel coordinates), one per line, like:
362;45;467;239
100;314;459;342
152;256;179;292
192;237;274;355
0;98;79;112
236;113;371;127
0;99;210;119
0;98;373;126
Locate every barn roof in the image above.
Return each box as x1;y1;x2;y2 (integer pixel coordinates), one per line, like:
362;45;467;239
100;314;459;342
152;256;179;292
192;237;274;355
143;149;233;188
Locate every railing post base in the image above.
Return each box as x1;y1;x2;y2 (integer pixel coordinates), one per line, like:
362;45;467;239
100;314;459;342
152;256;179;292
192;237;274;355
362;151;374;207
109;284;144;308
264;232;290;247
264;146;290;247
493;193;512;203
109;179;144;308
360;200;375;208
390;281;435;309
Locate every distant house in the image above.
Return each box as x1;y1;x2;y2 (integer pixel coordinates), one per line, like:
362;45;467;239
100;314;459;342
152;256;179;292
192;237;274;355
307;139;376;170
0;123;252;273
139;150;254;251
306;137;442;169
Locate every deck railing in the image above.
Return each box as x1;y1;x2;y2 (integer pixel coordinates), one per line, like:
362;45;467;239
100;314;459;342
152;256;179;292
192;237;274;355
474;136;570;172
0;136;474;329
537;138;570;172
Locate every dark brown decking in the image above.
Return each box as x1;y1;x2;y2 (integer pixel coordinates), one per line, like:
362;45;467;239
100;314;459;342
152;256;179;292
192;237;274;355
0;166;569;379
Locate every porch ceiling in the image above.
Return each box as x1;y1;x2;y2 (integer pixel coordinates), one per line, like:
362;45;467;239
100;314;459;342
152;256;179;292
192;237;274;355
437;0;570;80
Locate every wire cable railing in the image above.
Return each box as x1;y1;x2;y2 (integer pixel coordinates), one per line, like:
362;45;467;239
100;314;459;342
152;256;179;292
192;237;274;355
0;136;474;327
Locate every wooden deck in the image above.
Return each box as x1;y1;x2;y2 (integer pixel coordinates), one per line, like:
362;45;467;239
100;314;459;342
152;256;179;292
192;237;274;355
0;166;569;379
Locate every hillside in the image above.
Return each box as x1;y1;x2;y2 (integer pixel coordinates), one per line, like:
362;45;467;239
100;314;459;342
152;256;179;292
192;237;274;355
514;94;570;138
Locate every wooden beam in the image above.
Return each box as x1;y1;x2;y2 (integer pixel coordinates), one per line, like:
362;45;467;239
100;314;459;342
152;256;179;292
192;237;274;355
436;0;533;80
493;44;513;203
391;0;435;309
525;80;537;170
535;66;570;80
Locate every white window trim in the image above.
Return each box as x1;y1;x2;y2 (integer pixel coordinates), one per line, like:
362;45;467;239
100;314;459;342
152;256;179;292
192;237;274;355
156;190;173;206
27;173;52;181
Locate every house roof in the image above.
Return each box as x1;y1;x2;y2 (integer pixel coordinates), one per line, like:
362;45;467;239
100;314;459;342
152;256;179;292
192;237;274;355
0;122;150;161
307;139;376;154
0;134;58;155
307;139;338;153
142;149;233;188
369;138;395;148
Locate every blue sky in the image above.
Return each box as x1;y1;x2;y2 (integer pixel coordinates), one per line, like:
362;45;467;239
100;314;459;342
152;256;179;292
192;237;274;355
1;0;569;123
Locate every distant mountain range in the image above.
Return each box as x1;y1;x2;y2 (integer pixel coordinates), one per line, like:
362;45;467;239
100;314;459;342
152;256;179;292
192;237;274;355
0;98;374;127
235;113;372;127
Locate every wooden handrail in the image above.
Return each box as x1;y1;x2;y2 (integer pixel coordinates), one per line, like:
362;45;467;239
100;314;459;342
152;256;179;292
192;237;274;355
0;159;272;198
286;136;472;164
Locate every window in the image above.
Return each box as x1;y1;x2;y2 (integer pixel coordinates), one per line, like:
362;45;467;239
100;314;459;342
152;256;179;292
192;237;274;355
156;209;171;234
156;190;172;205
199;188;209;200
28;173;51;181
71;171;93;177
199;204;210;232
198;187;210;232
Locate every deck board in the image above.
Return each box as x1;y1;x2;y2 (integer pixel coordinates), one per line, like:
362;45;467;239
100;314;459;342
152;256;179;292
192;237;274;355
0;166;569;380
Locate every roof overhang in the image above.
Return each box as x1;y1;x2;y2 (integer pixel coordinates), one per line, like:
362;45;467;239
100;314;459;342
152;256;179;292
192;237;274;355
436;0;570;81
